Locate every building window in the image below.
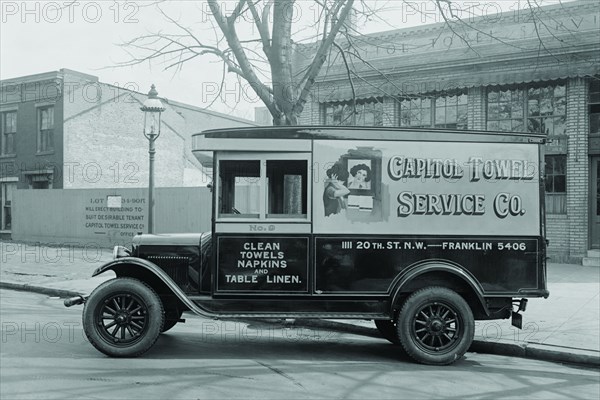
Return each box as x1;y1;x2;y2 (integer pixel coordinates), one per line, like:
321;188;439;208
590;78;600;139
399;92;467;129
527;85;566;136
0;182;16;231
1;111;17;155
324;99;384;126
38;106;54;152
488;83;568;213
545;155;566;214
400;97;432;128
25;172;53;189
487;84;566;137
487;88;525;132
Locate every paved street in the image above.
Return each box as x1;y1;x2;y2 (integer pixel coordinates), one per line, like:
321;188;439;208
1;290;599;400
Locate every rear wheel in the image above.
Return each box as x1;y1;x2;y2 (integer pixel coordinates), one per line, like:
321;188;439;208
397;287;474;365
83;278;164;357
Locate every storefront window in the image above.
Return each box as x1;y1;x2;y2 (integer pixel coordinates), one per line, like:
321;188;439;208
487;83;566;137
435;93;468;129
590;78;600;137
324;99;384;126
399;92;467;129
527;85;566;136
400;97;432;128
487;89;525;132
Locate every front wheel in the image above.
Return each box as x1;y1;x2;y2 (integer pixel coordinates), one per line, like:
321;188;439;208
397;287;474;365
82;278;164;357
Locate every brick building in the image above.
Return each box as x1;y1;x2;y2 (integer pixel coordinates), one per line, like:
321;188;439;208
0;68;256;238
294;0;600;263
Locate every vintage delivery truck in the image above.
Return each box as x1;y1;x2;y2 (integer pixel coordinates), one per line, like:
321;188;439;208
66;126;549;365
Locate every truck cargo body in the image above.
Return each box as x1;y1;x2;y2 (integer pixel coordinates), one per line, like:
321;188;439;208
74;126;548;364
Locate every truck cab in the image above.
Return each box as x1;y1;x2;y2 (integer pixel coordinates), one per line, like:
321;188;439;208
70;126;549;365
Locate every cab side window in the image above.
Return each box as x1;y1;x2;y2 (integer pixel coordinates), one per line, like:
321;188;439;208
267;160;307;217
219;160;260;217
218;156;309;220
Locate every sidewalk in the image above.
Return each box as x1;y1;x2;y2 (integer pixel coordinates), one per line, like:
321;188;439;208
1;240;599;366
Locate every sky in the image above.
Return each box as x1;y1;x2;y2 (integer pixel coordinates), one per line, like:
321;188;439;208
0;0;574;121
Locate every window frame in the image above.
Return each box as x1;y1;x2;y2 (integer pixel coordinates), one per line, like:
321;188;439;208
398;91;468;129
486;83;567;137
37;105;55;153
323;98;385;127
544;154;567;214
215;152;312;223
0;181;17;231
0;109;17;156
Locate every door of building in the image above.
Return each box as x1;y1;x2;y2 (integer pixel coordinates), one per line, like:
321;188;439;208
591;157;600;249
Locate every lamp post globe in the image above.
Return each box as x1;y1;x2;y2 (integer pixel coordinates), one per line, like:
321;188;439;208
141;84;165;234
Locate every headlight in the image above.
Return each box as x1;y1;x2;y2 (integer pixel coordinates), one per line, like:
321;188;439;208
112;245;131;259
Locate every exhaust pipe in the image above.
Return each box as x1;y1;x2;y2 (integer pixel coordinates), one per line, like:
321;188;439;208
64;295;88;307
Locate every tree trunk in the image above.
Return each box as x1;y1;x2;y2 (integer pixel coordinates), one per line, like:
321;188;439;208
271;0;298;125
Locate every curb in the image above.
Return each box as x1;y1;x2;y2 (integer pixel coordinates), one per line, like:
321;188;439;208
0;281;81;299
2;282;599;367
225;317;600;367
470;340;600;367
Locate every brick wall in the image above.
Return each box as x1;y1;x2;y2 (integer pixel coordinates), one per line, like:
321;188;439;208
382;97;396;127
298;96;319;125
63;83;189;189
566;78;590;260
547;215;570;262
467;87;486;131
307;77;591;261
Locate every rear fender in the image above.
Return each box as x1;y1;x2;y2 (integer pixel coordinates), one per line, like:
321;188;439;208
390;260;489;317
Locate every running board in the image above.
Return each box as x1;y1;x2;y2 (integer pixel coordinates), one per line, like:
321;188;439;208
188;311;389;320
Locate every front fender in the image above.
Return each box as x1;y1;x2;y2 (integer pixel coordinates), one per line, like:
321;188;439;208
390;260;489;316
92;257;216;319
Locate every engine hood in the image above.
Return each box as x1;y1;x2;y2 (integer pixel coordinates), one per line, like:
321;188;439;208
132;232;210;247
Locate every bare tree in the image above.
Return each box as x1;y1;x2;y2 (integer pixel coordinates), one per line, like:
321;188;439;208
119;0;589;125
120;0;360;125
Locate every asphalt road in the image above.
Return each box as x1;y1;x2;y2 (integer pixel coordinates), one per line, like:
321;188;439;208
1;289;599;400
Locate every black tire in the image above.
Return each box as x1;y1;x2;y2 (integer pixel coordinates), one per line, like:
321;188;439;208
397;287;474;365
83;278;164;357
375;320;400;345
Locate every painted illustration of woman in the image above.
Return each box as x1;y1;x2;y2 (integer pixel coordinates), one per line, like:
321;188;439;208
323;162;350;216
348;163;372;190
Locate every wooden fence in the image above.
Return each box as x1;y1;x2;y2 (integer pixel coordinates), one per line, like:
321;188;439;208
12;187;211;247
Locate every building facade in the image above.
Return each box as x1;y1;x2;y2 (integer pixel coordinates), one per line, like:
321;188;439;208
0;68;256;238
294;1;600;263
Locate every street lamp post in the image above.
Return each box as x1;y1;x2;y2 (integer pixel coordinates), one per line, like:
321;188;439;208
141;84;165;234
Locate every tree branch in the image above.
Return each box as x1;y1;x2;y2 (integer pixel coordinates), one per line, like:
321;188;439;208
292;0;356;118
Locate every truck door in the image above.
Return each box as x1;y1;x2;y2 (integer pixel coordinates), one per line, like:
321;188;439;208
213;152;312;295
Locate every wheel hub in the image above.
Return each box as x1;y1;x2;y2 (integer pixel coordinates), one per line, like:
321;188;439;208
115;312;129;324
430;319;444;333
412;301;460;352
96;293;148;346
